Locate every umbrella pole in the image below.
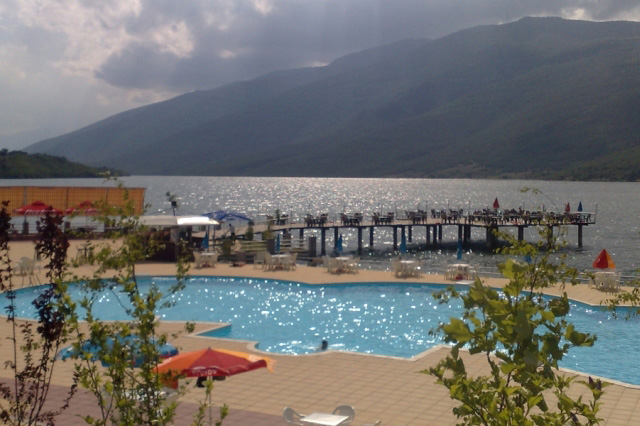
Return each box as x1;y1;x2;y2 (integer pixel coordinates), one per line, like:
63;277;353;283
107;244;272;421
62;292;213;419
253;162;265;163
208;389;212;426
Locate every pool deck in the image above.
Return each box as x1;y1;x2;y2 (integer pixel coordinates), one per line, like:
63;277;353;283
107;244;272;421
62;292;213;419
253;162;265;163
4;240;640;425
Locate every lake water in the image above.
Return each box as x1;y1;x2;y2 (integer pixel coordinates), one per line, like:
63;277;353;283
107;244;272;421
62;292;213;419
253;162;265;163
3;176;639;277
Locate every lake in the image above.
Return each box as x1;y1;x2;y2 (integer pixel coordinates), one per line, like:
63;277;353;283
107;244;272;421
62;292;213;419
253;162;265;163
3;176;639;277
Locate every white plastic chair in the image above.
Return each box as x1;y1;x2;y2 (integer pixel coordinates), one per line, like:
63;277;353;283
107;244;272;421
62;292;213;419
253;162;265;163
391;259;402;278
603;272;620;291
193;251;204;269
254;251;266;269
346;257;359;274
210;251;219;266
324;256;333;273
408;262;421;278
283;252;297;271
444;265;456;280
263;252;274;271
17;257;40;286
283;407;305;425
332;405;355;424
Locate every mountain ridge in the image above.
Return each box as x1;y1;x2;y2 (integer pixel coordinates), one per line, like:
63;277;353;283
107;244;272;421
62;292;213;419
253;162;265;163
25;17;640;181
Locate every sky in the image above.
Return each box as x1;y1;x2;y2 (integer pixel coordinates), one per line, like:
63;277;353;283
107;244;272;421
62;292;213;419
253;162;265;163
1;1;639;150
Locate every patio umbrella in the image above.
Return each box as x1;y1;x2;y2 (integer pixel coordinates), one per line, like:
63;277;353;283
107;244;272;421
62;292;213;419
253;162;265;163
155;347;272;378
577;201;583;212
13;200;63;216
155;347;273;425
565;202;571;213
201;228;209;251
204;211;251;222
65;200;100;229
275;234;281;253
336;234;343;254
399;233;407;255
57;335;178;367
593;249;615;269
492;197;500;209
65;200;99;215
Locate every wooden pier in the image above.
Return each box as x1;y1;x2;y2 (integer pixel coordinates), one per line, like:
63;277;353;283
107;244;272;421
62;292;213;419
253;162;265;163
256;210;596;256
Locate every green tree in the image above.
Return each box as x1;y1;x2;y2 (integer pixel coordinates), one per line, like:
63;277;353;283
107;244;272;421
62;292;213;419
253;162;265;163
60;182;225;425
426;227;606;425
244;220;255;241
0;204;77;425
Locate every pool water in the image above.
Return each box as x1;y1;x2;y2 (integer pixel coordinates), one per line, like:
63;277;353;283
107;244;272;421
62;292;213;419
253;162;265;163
7;276;640;385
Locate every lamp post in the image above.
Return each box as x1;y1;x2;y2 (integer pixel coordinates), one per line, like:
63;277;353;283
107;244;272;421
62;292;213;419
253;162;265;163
166;192;178;216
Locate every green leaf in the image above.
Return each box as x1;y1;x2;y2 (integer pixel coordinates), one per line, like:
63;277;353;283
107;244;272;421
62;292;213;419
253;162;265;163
442;318;473;343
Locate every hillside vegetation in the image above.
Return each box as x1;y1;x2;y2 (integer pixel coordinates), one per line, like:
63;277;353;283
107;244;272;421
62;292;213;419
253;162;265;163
25;17;640;181
0;150;113;178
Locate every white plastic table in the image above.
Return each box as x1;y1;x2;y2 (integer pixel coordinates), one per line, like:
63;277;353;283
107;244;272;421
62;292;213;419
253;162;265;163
400;260;418;277
201;252;217;262
335;256;352;271
301;412;349;425
448;263;471;279
271;254;291;269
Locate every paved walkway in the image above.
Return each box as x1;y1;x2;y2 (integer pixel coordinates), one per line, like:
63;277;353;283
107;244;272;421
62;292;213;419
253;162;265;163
4;240;640;425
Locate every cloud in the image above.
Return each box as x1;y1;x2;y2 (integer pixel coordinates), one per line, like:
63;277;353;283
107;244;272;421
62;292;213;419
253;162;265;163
48;1;640;92
1;0;639;149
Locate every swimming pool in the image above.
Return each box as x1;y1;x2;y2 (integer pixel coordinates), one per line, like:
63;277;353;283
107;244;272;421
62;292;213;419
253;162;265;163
7;276;640;385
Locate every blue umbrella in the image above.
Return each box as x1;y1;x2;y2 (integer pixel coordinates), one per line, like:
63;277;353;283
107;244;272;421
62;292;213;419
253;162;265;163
399;233;407;254
337;234;343;254
57;335;178;367
275;234;281;253
201;228;209;250
204;211;251;222
456;239;462;260
577;201;583;212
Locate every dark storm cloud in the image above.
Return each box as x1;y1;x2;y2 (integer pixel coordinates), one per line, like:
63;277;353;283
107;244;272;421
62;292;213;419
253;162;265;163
91;0;640;92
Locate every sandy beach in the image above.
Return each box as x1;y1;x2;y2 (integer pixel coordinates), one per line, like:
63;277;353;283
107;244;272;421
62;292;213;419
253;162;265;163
3;239;640;425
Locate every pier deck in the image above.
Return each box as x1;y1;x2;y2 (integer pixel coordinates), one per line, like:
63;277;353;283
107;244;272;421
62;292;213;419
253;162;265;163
248;211;596;256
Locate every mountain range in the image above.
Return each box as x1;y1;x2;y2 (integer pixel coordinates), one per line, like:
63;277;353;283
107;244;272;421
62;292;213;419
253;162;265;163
26;17;640;181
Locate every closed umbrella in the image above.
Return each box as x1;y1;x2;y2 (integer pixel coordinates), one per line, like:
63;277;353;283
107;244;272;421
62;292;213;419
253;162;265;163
565;202;571;213
399;233;407;255
577;201;583;212
275;234;281;253
492;197;500;210
336;234;343;254
201;228;209;251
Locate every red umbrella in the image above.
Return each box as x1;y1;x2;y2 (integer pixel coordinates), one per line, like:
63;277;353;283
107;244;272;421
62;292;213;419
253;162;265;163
65;200;99;215
155;348;273;425
492;197;500;209
13;200;63;216
565;202;571;213
155;347;273;379
593;249;615;269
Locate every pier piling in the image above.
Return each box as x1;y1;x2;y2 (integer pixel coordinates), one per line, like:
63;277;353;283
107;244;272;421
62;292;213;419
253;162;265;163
263;209;595;256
